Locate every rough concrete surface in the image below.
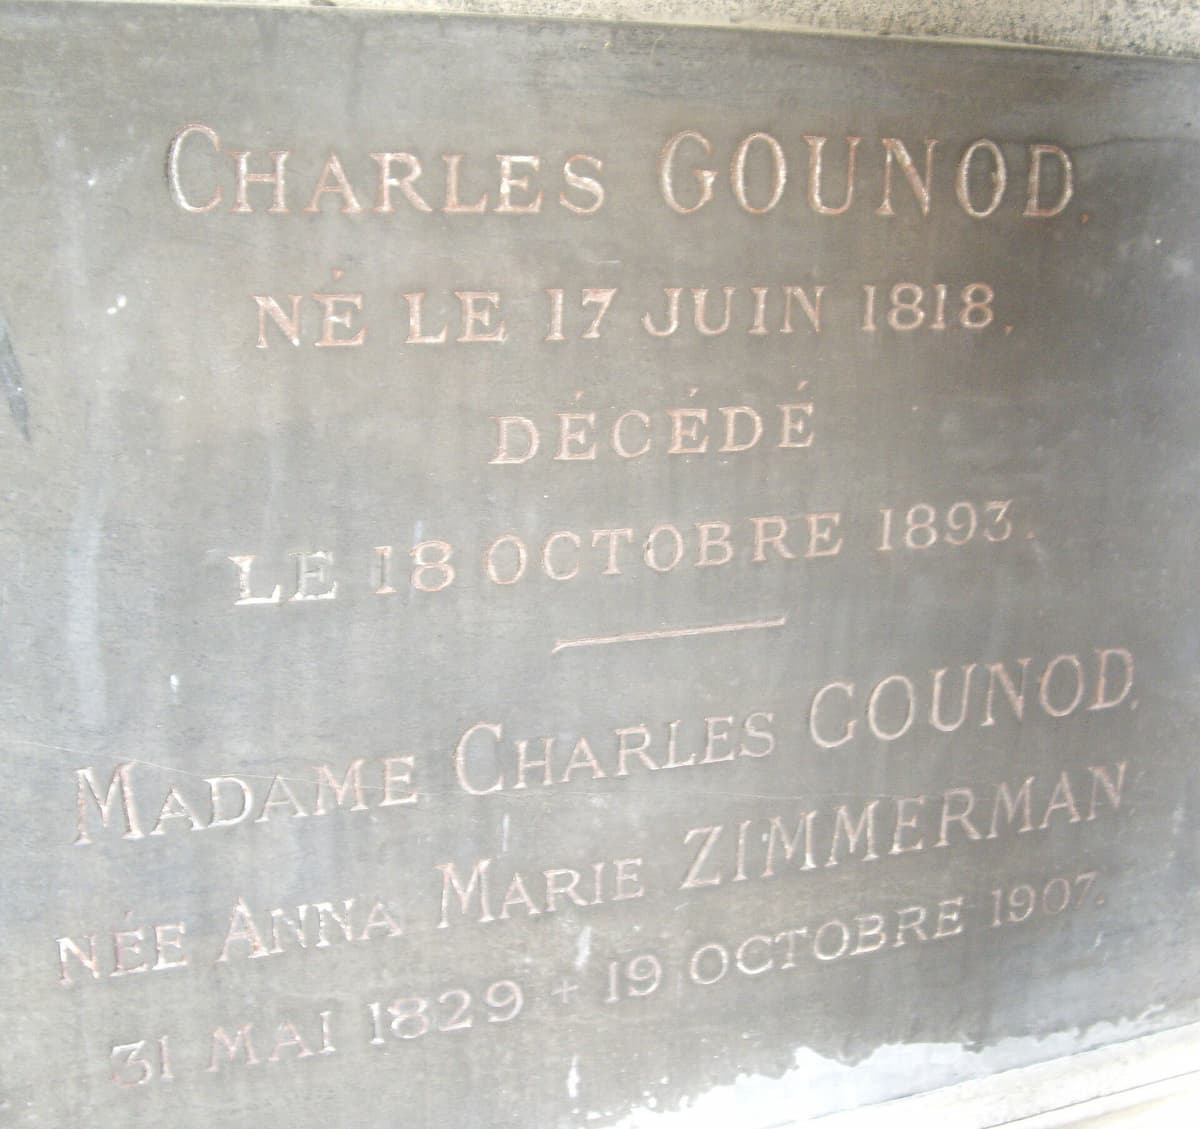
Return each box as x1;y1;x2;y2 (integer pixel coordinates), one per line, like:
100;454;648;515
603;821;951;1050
36;0;1200;57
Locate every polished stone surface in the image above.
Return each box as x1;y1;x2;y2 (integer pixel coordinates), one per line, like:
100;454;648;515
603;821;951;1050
0;4;1198;1125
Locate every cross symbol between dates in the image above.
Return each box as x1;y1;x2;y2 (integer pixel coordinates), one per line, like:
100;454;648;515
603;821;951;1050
551;978;580;1005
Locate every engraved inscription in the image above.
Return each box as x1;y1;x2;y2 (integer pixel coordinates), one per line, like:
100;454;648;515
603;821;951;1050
3;10;1191;1127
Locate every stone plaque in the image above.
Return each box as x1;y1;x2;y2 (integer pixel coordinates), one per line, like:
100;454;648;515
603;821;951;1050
0;3;1198;1125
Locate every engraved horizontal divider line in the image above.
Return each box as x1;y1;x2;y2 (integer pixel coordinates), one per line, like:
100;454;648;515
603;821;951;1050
551;614;788;654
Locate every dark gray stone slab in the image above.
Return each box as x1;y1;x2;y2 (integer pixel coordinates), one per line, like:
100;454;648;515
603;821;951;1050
0;4;1198;1125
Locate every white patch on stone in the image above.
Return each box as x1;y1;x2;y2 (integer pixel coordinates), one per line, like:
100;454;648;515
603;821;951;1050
567;1055;581;1100
607;1016;1181;1129
574;925;592;970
